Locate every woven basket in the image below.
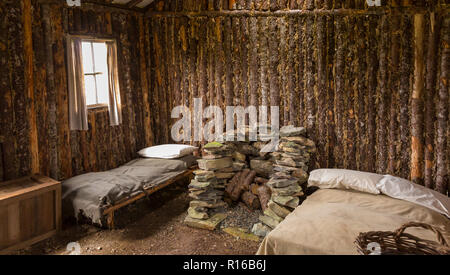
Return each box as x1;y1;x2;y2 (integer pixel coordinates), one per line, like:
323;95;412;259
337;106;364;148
355;222;450;255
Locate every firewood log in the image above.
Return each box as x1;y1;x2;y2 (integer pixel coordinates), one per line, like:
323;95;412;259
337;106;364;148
230;169;250;201
241;191;261;210
257;185;271;211
255;177;269;184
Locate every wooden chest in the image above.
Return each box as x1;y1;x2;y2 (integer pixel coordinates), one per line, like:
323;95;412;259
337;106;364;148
0;175;61;254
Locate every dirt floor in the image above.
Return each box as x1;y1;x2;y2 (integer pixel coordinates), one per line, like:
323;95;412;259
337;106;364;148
15;179;261;255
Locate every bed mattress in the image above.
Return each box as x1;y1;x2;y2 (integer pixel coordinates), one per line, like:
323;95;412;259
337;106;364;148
257;189;450;255
62;155;197;226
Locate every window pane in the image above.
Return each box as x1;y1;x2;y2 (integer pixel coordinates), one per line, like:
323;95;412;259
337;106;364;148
93;42;108;74
82;42;94;74
95;73;109;105
84;75;97;105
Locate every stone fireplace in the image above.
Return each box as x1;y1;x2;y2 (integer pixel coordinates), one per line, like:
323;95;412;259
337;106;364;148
184;125;316;238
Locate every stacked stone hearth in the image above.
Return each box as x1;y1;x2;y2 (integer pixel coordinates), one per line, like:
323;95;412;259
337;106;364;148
184;142;233;230
252;125;316;237
185;125;316;237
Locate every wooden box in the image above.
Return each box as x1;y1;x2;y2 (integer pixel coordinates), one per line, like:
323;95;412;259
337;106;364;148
0;175;61;254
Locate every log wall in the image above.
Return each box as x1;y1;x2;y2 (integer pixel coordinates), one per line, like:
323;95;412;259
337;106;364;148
0;0;152;181
144;0;450;194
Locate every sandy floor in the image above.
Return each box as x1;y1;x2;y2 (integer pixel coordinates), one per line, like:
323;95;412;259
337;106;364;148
15;179;261;255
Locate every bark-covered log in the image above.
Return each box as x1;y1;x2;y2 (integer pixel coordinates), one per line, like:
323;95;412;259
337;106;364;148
241;191;261;210
424;14;440;189
436;17;449;194
388;15;400;175
398;15;413;180
376;15;389;174
316;15;327;168
411;14;425;185
257;184;271;211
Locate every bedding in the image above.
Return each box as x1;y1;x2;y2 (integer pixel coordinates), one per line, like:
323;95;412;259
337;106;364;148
308;169;382;194
257;189;450;255
377;175;450;218
138;144;198;159
62;155;197;226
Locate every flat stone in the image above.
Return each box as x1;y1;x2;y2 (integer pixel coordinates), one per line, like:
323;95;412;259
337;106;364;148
270;184;302;196
237;144;260;156
187;206;209;220
259;215;280;229
214;172;235;179
193;170;215;181
267;177;298;188
232;162;247;171
232;151;246;162
222;227;260;242
279;141;305;153
184;213;228;231
271;195;299;209
203;142;224;149
250;159;274;178
268;201;291;218
251;223;272;237
197;157;233;171
263;208;284;223
281;136;315;147
189;200;227;209
276;158;307;169
188;179;214;189
280;125;307;137
291;169;309;184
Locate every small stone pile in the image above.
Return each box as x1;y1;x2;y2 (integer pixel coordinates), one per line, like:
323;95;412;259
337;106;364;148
252;125;316;237
184;142;234;230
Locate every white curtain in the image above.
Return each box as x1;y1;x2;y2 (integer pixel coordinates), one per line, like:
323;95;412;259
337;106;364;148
67;37;88;131
106;42;122;126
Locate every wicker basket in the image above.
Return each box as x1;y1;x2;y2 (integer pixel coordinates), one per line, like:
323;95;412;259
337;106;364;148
355;222;450;255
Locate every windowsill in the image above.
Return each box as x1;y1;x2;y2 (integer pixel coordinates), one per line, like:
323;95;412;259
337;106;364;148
87;104;108;110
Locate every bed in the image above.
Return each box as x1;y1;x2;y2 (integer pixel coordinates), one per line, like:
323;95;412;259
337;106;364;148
257;188;450;255
62;155;197;228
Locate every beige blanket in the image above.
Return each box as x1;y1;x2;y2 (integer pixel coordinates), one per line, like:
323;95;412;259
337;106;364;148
257;189;450;255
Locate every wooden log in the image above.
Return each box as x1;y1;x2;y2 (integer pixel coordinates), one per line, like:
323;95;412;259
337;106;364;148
267;17;280;111
411;13;425;185
316;15;327;168
376;15;389;174
326;15;336;168
258;17;269;107
287;17;297;125
297;16;305;126
388;15;400;175
226;171;242;198
241;191;260;210
424;13;440;189
248;17;259;108
23;0;39;175
346;17;357;171
436;17;449;194
257;184;271;211
255;177;269;184
138;15;152;147
224;17;234;108
240;17;249;123
230;169;250;200
398;15;412;180
366;15;379;173
305;15;316;163
334;16;346;168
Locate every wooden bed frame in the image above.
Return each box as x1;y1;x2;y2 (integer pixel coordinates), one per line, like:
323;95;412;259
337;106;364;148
101;168;195;229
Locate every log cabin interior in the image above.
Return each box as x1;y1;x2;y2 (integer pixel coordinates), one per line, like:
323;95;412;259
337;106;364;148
0;0;449;256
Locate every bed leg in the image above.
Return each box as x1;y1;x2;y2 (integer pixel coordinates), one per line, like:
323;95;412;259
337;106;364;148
107;211;115;230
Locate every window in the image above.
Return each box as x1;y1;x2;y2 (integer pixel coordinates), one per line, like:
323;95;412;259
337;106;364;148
81;41;109;107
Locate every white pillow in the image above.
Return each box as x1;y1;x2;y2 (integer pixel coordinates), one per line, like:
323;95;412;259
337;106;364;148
377;175;450;218
308;169;381;194
138;144;198;159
